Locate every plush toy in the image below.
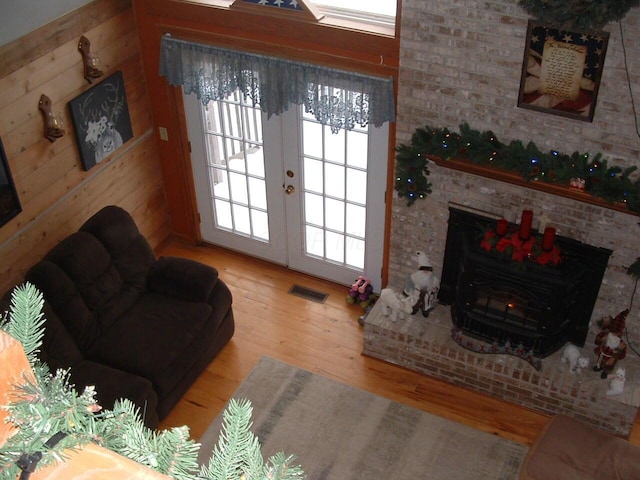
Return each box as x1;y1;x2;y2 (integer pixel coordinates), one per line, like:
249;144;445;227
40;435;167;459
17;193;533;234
606;367;626;396
593;309;628;379
346;275;378;309
560;344;589;374
380;287;419;322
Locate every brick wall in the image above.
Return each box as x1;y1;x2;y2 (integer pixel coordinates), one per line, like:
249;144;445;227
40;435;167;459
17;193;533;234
390;1;640;346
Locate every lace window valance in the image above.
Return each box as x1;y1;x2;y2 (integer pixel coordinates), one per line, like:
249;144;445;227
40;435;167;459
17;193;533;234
159;35;395;133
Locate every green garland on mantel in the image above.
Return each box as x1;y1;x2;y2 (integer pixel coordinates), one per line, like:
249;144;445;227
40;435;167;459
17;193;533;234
518;0;640;30
394;124;640;212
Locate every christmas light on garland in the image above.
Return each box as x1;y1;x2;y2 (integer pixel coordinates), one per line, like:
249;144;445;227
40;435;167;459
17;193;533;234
518;0;640;30
394;123;640;212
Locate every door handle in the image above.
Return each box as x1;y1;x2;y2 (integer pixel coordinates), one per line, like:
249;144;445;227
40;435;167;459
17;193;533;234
285;185;295;195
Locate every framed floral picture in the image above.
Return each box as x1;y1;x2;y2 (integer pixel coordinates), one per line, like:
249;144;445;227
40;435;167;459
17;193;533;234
517;21;609;122
0;136;21;227
68;71;133;170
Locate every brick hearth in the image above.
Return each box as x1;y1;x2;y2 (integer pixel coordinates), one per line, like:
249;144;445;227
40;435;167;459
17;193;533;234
363;300;640;437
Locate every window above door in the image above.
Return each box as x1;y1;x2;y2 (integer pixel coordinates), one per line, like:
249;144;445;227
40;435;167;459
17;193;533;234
210;0;397;35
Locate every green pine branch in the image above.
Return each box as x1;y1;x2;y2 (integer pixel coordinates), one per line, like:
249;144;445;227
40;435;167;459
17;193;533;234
0;284;306;480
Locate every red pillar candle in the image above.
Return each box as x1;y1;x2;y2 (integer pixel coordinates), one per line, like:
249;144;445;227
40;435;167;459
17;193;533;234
496;218;508;236
519;210;533;240
542;227;556;251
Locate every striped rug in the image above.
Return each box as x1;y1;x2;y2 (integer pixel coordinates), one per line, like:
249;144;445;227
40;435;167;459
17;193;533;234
198;357;528;479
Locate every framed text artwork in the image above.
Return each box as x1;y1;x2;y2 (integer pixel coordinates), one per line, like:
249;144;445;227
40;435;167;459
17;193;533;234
518;20;609;122
0;136;22;228
68;71;133;171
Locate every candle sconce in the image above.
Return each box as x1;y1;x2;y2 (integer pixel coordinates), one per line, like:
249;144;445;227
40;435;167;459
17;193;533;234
78;35;103;83
39;94;64;142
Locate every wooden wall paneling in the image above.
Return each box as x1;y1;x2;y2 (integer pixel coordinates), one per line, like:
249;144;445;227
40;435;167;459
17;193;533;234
0;16;139;153
0;0;132;78
0;52;151;243
0;0;170;295
0;137;170;294
132;2;198;242
0;8;137;121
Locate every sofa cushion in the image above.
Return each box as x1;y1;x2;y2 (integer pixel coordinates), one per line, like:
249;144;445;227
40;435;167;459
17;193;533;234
26;260;99;351
147;256;219;303
80;206;156;289
38;231;147;343
70;359;160;429
85;293;213;397
0;290;84;370
38;302;84;370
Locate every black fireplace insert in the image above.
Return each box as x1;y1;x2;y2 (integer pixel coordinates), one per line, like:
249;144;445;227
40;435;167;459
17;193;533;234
439;207;612;357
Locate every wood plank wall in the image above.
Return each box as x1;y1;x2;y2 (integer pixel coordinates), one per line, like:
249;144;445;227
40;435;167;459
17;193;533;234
0;0;171;295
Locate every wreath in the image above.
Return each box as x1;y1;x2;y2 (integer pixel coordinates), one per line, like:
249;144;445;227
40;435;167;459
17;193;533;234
518;0;640;30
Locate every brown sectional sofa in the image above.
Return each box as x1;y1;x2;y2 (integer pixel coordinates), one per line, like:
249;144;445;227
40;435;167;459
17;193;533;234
6;205;234;429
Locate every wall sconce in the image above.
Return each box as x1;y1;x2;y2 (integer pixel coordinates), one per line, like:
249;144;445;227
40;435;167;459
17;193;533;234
39;94;64;142
78;35;103;83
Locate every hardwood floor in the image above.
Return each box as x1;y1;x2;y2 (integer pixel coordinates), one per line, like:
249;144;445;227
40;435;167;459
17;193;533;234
156;241;638;447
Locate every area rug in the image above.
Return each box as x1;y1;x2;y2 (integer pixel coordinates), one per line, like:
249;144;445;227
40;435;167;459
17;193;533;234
198;356;528;479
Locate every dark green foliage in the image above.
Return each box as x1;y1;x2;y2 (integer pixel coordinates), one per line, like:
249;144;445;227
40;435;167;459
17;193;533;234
518;0;640;30
394;123;640;212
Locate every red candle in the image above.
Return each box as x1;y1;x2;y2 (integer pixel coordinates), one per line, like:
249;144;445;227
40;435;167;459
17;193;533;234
519;210;533;240
496;218;508;236
542;227;556;251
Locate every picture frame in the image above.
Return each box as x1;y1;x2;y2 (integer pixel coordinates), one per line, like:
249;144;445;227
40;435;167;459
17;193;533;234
0;136;22;228
517;20;609;122
68;70;133;171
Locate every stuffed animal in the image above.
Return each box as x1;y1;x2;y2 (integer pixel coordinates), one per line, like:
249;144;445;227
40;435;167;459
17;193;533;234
560;344;589;374
346;275;377;309
380;288;418;322
606;367;626;396
404;251;440;317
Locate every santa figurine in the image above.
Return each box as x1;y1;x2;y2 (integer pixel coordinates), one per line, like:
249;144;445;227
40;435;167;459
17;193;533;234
593;309;628;379
404;250;440;317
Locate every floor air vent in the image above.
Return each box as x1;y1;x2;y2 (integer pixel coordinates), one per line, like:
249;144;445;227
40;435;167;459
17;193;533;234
288;284;329;304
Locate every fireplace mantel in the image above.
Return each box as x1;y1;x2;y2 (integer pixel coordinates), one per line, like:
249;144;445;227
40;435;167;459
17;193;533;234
429;156;637;217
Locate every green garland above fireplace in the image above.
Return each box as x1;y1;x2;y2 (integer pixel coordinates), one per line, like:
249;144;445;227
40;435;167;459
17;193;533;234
394;123;640;213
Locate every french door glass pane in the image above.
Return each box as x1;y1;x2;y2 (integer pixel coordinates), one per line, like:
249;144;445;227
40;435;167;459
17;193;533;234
301;111;369;270
202;91;269;242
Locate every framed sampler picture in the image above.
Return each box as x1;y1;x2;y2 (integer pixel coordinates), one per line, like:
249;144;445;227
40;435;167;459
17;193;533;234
518;20;609;122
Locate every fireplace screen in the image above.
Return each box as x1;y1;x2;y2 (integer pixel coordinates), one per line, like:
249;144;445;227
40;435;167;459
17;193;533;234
440;207;611;357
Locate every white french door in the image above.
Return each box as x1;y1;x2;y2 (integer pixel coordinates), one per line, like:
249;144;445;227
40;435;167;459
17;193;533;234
184;91;387;291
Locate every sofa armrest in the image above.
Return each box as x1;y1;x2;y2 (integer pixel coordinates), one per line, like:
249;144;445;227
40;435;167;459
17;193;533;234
147;256;219;303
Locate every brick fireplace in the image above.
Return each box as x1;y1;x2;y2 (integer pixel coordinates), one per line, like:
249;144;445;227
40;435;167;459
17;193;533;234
362;299;639;437
440;206;612;358
377;198;640;437
378;0;640;440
